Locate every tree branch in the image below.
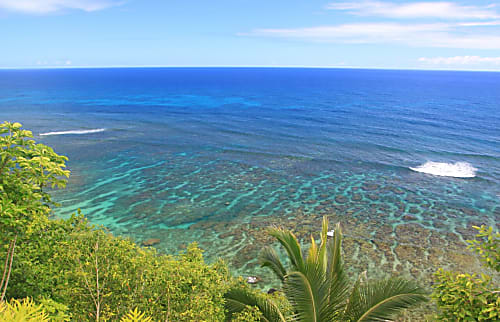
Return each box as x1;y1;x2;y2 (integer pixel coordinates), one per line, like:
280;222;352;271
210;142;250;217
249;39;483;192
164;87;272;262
1;235;17;302
0;241;12;295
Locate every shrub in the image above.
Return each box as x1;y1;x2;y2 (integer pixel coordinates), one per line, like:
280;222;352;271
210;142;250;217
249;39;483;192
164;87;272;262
467;225;500;272
8;213;230;321
0;121;69;241
432;225;500;321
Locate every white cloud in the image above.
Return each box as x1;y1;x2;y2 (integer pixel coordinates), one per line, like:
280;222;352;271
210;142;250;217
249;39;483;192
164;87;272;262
0;0;123;14
35;59;73;66
418;56;500;65
245;22;500;49
249;23;443;40
327;1;500;20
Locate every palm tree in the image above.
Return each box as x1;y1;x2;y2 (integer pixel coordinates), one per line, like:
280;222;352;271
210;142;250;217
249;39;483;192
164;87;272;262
225;216;428;321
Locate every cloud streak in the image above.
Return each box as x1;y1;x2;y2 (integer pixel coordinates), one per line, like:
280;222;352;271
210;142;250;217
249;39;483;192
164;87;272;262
245;22;500;49
242;2;500;50
418;56;500;65
36;59;72;66
327;1;500;20
0;0;123;14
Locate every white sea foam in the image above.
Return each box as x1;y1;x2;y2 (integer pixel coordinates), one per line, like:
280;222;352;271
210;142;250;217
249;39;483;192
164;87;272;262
39;128;106;136
410;161;477;178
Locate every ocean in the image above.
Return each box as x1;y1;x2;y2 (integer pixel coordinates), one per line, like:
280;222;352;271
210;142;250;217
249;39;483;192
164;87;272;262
1;67;499;282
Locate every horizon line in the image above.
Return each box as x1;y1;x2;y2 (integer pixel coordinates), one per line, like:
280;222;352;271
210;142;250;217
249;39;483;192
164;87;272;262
0;65;499;73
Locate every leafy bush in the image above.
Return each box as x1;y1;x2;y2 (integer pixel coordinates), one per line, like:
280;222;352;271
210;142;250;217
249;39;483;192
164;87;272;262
1;120;70;301
60;234;229;321
432;225;500;321
0;121;69;240
230;305;263;322
6;211;230;321
37;298;70;321
467;225;500;272
433;269;499;321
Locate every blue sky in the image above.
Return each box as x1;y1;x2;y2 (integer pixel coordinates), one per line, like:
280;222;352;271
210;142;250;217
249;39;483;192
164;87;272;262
1;0;500;70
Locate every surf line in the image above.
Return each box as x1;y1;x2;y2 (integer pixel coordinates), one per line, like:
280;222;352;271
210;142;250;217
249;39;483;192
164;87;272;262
39;129;106;136
410;161;477;178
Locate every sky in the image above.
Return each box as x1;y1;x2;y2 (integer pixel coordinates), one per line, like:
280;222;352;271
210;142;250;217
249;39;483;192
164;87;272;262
1;0;500;70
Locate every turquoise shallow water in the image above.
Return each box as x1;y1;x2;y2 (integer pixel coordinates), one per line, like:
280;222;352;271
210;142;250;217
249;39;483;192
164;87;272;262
0;68;499;284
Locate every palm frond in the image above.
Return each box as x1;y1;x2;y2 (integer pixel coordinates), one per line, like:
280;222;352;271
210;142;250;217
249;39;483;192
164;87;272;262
224;286;287;322
326;223;343;281
283;270;325;322
317;216;329;274
321;222;350;319
321;273;350;321
257;217;425;322
306;234;319;271
342;271;366;320
345;277;428;322
260;246;287;282
268;228;305;272
306;217;333;278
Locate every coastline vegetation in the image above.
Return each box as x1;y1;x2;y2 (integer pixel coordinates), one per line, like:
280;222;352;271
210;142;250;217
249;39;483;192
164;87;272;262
432;225;499;321
1;121;499;321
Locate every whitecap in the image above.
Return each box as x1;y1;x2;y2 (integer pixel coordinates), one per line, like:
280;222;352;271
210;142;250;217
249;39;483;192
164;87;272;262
410;161;477;178
39;128;106;136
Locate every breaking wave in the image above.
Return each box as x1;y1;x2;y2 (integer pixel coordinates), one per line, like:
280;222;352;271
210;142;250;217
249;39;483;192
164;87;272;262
40;128;106;136
410;161;477;178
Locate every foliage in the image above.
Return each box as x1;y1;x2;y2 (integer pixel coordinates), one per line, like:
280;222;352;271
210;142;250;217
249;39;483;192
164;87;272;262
7;214;230;321
230;305;264;322
59;231;230;321
432;225;500;321
433;269;499;321
225;285;288;321
120;308;153;322
225;216;428;321
0;298;49;322
467;225;500;272
6;211;94;300
0;120;69;302
37;297;71;321
0;121;69;240
225;277;293;321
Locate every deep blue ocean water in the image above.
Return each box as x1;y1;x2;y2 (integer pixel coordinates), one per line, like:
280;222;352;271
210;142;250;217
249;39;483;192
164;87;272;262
1;68;499;280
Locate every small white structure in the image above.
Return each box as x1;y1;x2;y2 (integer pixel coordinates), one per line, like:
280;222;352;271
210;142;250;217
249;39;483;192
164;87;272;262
247;276;260;284
327;230;335;237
